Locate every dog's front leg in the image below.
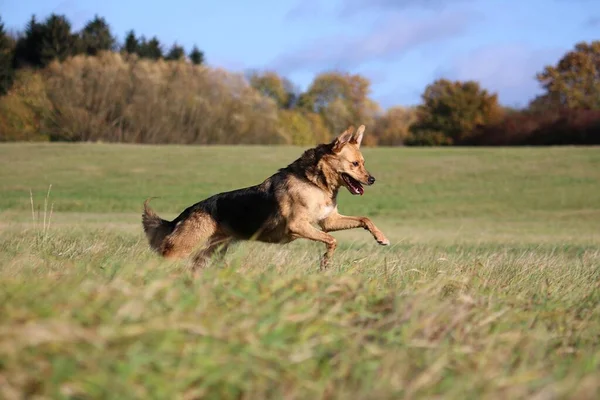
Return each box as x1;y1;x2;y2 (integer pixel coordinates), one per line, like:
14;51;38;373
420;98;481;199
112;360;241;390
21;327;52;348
319;213;390;246
289;221;337;269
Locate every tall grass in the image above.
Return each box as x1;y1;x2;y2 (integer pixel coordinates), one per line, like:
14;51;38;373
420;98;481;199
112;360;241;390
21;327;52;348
1;228;599;399
28;184;54;246
0;144;598;398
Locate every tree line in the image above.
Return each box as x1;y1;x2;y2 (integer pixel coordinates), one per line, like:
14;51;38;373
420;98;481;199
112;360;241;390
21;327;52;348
0;14;203;94
0;13;598;145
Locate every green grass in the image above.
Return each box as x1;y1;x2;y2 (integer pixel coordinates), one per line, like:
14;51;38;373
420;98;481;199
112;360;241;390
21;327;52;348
0;143;599;399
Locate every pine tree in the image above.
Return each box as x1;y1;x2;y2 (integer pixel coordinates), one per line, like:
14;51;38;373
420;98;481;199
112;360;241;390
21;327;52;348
189;45;204;65
80;15;115;56
165;43;185;61
0;16;15;94
14;14;77;67
39;14;78;65
13;15;44;67
138;36;162;59
123;30;139;55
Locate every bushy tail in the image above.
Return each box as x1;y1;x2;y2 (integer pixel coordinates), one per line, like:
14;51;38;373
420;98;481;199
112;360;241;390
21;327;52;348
142;197;174;254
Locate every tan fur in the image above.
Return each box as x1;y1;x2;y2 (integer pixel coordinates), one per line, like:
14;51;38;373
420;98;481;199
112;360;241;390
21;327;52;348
142;125;389;271
142;198;174;252
161;212;218;259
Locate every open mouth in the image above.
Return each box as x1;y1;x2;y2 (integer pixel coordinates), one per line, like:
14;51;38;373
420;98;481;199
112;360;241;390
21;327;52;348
341;173;364;195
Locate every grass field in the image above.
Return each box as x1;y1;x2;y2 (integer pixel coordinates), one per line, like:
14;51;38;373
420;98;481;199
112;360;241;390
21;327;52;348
1;143;599;399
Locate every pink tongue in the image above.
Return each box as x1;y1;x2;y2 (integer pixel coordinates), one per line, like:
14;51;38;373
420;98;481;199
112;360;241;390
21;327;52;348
357;185;364;195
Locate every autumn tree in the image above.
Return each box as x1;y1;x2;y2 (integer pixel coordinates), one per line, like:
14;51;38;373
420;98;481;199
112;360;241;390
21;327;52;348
528;94;559;113
189;45;204;65
410;78;503;145
534;41;600;110
248;70;296;109
39;52;283;144
373;106;417;146
80;15;115;56
299;71;378;137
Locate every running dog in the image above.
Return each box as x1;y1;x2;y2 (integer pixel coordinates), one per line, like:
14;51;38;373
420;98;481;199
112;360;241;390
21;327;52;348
142;125;389;270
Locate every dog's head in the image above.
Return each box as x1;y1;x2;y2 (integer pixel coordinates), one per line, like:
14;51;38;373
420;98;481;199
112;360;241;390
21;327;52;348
326;125;375;196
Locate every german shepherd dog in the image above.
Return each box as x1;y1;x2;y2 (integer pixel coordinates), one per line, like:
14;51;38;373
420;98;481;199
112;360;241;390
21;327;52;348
142;125;389;270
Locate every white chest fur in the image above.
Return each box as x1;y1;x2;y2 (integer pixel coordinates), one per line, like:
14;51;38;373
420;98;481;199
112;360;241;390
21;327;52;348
317;204;336;221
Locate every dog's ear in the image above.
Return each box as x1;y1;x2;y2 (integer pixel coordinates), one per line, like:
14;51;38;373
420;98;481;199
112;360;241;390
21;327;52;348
332;126;355;153
351;125;365;147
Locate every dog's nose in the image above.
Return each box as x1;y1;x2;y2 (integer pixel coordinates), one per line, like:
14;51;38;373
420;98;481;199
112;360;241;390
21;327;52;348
368;176;376;185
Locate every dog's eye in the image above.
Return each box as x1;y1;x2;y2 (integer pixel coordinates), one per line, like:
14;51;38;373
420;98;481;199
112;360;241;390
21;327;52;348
352;161;359;167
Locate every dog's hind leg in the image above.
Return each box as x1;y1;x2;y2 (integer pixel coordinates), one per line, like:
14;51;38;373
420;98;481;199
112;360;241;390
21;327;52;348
319;212;390;246
190;235;233;271
160;212;218;260
289;221;337;269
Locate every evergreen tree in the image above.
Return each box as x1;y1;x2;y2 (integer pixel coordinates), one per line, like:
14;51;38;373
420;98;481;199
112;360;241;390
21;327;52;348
189;45;204;65
13;15;44;67
138;36;162;59
14;14;77;67
0;16;15;95
165;43;185;61
123;30;139;54
39;14;78;65
80;15;115;56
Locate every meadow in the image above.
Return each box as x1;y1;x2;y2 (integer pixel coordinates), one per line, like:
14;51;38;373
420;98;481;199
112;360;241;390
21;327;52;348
0;143;599;399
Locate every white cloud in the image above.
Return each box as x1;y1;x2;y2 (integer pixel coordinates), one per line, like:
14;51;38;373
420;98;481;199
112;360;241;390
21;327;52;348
272;10;475;73
446;44;565;106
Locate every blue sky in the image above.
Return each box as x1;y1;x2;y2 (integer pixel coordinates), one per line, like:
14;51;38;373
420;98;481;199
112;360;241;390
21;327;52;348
2;0;599;108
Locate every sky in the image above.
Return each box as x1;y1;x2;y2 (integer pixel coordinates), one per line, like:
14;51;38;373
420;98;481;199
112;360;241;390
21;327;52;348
2;0;599;109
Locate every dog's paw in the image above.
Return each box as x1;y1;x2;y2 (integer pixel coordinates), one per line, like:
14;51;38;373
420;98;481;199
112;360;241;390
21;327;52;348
319;257;332;270
377;237;390;246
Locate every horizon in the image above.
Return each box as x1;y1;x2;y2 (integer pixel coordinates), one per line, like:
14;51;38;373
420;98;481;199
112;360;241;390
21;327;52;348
3;0;599;109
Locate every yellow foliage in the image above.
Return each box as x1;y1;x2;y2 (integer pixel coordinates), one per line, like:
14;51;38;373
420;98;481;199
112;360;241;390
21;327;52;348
301;71;378;136
536;40;600;110
373;106;417;146
303;112;332;144
0;69;51;141
41;51;284;144
278;110;332;145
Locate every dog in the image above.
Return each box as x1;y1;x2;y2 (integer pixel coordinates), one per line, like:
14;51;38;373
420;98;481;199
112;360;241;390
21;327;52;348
142;125;389;270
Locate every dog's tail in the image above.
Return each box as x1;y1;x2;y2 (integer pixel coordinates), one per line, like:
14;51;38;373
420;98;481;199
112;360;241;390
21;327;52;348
142;197;174;254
